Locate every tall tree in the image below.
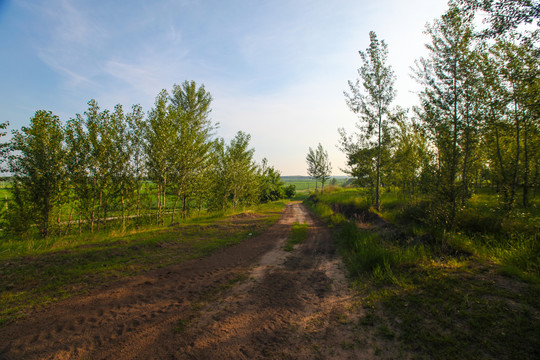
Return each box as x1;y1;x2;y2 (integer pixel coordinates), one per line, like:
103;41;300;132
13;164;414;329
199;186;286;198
126;104;146;218
344;31;396;210
65;115;91;234
412;6;477;222
109;104;131;232
169;80;215;221
145;89;176;224
491;38;540;207
10;110;65;237
226;132;259;210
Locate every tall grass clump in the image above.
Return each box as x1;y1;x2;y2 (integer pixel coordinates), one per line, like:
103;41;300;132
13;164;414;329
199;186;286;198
339;222;394;276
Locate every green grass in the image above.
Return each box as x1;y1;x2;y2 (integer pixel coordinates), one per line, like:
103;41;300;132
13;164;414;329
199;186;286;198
282;176;349;191
305;187;540;359
372;261;540;359
284;222;308;251
0;200;287;326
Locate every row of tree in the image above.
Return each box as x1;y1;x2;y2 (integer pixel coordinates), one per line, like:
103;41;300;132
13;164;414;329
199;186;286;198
4;81;294;237
340;0;539;220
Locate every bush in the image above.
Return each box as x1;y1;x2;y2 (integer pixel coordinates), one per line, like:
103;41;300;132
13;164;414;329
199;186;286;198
284;184;296;199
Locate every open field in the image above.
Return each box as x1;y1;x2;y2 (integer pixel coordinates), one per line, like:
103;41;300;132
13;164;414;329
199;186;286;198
282;176;349;191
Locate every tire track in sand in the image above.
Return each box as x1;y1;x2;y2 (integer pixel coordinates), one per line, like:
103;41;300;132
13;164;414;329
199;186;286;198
0;203;365;360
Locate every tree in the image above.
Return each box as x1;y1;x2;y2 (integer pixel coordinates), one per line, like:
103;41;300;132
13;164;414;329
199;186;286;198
412;6;478;222
284;184;296;199
65;114;91;234
318;145;332;192
126;104;146;218
10;110;65;237
384;107;435;199
208;138;230;211
458;0;540;39
477;38;540;208
338;127;377;191
83;100;118;233
169;80;215;221
344;31;396;211
306;146;320;192
226;132;259;210
0;121;9;174
259;158;286;203
108;104;131;232
306;143;332;193
145;89;176;224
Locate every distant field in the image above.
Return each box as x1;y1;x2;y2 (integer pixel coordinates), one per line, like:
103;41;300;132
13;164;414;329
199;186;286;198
282;176;349;191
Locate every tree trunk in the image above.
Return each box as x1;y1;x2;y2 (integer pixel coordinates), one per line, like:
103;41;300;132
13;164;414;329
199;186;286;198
57;183;62;234
96;189;103;232
77;196;82;234
91;181;96;233
162;177;167;225
156;183;162;225
42;195;50;238
121;188;126;233
510;98;520;209
171;192;180;224
522;118;529;207
136;179;141;217
182;193;188;219
103;190;108;230
376;111;382;212
450;75;459;223
461;111;472;206
494;123;509;204
65;200;74;236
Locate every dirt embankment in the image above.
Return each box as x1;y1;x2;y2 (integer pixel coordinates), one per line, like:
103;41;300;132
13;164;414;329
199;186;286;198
0;203;369;360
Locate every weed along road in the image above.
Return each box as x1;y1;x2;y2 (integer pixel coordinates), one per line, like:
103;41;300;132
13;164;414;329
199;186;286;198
0;203;365;359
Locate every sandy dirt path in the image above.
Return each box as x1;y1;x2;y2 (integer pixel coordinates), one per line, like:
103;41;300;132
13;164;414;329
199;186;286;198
0;203;365;360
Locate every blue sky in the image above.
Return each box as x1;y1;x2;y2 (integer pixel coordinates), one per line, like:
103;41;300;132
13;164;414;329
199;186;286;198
0;0;449;175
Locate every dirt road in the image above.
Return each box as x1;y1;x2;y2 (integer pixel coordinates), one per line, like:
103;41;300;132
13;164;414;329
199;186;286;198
0;203;365;359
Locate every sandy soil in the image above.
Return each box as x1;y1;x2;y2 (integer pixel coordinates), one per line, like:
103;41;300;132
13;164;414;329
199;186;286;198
0;203;368;360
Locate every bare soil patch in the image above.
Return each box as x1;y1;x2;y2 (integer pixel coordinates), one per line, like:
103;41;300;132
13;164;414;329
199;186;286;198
0;203;366;360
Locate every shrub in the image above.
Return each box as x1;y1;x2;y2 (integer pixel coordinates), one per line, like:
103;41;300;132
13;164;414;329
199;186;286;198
284;184;296;199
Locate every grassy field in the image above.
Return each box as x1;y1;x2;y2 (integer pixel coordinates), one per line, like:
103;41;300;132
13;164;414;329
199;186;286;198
282;176;349;191
0;200;288;326
305;188;540;359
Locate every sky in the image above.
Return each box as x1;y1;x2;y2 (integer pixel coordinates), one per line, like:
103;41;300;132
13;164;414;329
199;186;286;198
0;0;449;176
